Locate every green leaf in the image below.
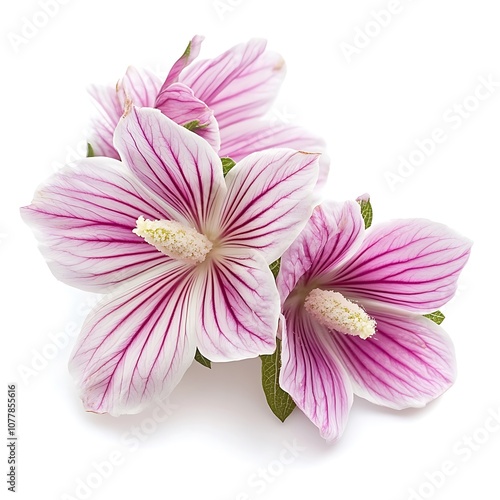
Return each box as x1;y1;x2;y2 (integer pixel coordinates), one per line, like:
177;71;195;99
183;120;200;132
86;143;95;158
194;349;211;369
221;157;236;177
357;196;373;229
261;339;296;422
269;258;281;280
423;310;445;325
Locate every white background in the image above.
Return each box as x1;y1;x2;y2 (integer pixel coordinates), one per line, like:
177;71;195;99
2;1;499;499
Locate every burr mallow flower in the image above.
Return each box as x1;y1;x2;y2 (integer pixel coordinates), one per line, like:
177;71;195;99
277;200;472;441
88;36;329;184
21;107;320;416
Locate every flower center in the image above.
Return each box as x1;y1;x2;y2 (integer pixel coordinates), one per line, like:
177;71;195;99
304;288;376;339
133;216;212;263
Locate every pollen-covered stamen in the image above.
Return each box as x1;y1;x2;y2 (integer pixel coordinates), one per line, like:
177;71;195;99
304;288;376;339
133;216;212;263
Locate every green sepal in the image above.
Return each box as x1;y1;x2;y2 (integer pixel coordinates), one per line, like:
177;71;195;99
269;259;281;280
182;40;193;58
261;339;296;422
357;196;373;229
221;157;236;177
86;143;95;158
194;348;212;369
423;310;445;325
184;120;201;132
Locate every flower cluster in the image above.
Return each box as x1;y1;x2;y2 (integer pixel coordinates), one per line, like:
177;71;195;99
21;36;471;441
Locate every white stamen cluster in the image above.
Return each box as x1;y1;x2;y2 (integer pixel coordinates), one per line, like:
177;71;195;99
133;216;212;263
304;288;376;339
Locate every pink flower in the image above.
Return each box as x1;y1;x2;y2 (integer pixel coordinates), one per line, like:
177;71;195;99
277;200;472;441
21;107;320;416
88;36;328;184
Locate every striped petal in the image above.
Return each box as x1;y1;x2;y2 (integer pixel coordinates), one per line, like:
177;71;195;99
118;66;162;108
114;107;226;233
69;264;197;416
280;300;353;441
219;119;329;187
20;158;171;293
277;201;365;303
195;249;278;361
162;35;204;88
180;39;285;129
88;67;161;159
331;305;457;409
219;149;320;263
155;82;220;152
329;219;472;313
87;85;122;159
